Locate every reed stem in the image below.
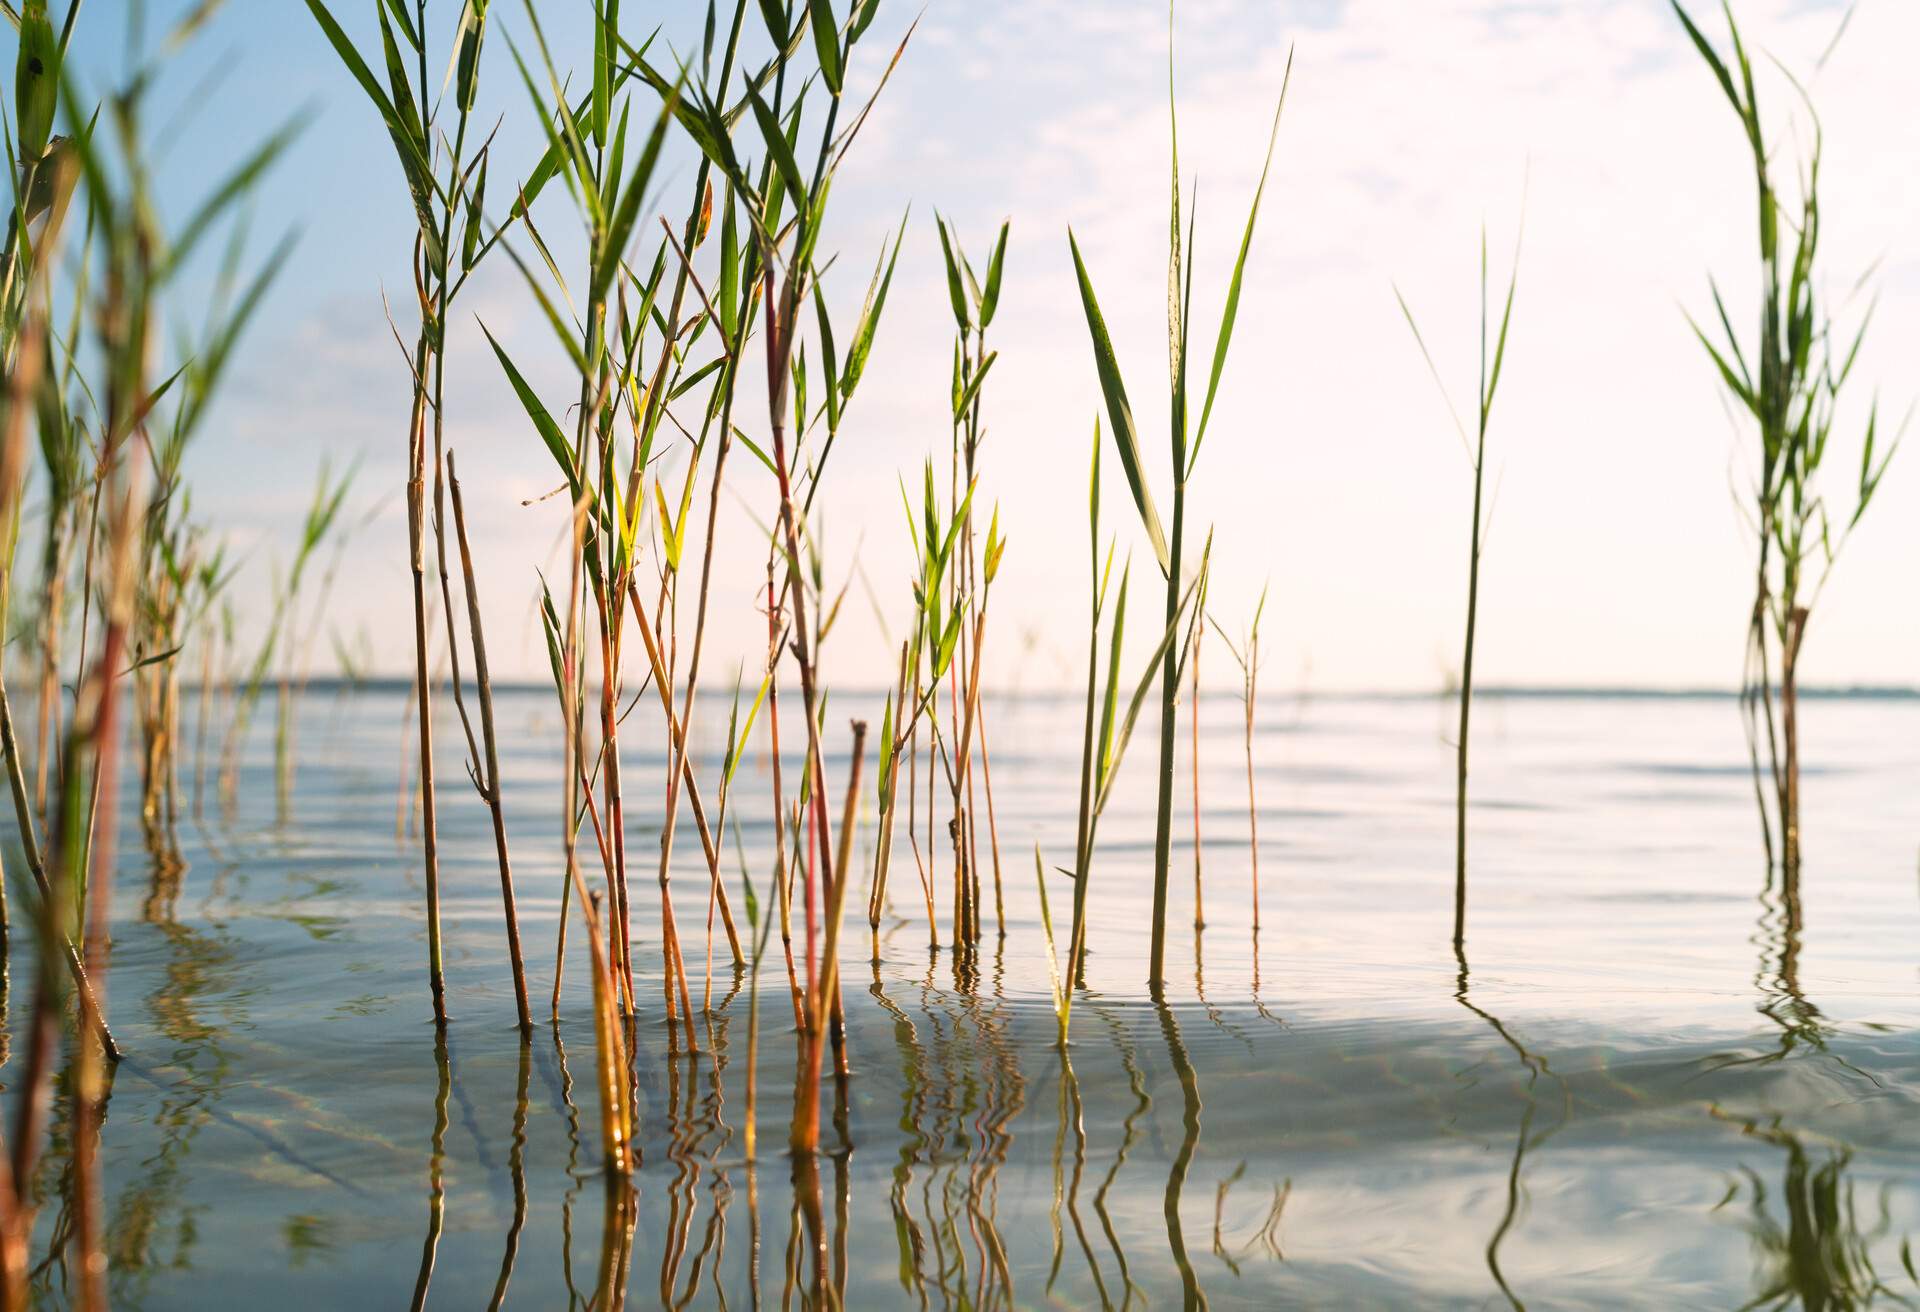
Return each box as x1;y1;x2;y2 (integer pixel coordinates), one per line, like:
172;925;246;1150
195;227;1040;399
448;452;532;1032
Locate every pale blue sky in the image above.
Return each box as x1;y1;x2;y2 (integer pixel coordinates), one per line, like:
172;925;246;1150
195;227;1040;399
62;0;1916;691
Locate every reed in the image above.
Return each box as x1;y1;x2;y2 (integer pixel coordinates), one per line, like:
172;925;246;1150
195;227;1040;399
488;0;773;1034
1189;562;1208;929
708;668;768;1008
631;0;916;1133
303;0;521;1027
25;210;87;833
931;216;1010;944
1035;844;1064;1019
134;218;294;851
1069;29;1289;987
726;0;913;1084
867;465;977;956
789;718;866;1154
1055;426;1206;1045
1671;0;1896;871
1210;584;1268;934
0;1;81;997
274;463;359;810
178;547;238;823
195;598;236;816
447;451;531;1031
535;527;634;1171
740;822;777;1162
1395;225;1519;949
217;459;354;812
0;11;82;1289
0;5;292;1298
638;19;779;1009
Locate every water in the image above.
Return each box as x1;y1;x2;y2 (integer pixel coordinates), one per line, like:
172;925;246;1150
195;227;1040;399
9;686;1920;1308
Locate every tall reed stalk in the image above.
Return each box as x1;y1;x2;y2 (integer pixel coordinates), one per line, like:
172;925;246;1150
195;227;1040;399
535;517;634;1172
492;0;801;1035
1396;228;1519;950
739;819;776;1163
1069;30;1289;986
0;2;113;1074
789;718;865;1153
1671;0;1896;872
615;0;914;1138
931;216;1009;944
304;0;521;1027
448;451;530;1031
1054;427;1205;1045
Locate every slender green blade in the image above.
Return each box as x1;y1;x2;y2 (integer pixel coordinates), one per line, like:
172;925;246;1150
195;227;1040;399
935;215;971;331
746;85;806;212
979;219;1010;327
1068;229;1169;575
806;0;843;94
482;324;579;494
841;207;907;400
592;96;675;309
1191;50;1292;469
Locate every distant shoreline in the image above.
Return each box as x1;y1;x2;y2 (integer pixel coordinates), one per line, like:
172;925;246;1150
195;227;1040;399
167;678;1920;703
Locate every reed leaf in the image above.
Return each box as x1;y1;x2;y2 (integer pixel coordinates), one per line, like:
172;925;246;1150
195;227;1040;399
1067;229;1168;575
1189;50;1291;472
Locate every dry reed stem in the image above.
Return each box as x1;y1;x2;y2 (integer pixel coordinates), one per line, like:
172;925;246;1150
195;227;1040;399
791;719;867;1155
448;452;532;1032
624;578;745;965
404;326;447;1028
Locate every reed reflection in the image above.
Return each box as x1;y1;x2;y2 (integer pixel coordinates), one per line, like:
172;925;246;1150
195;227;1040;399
408;1032;450;1312
1208;1162;1286;1276
1721;859;1875;1084
1091;997;1147;1307
1716;1112;1911;1310
1152;989;1207;1311
108;887;239;1303
1453;944;1569;1311
869;950;932;1300
486;1037;530;1311
1048;1048;1116;1308
855;938;1029;1309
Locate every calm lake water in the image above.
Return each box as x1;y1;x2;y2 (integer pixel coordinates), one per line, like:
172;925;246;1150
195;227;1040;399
7;685;1920;1308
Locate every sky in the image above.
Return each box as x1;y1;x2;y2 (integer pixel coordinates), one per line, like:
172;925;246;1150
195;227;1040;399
59;0;1920;692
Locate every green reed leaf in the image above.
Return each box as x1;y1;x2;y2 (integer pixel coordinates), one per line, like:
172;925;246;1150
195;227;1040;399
979;219;1010;327
1191;50;1291;473
1069;228;1169;575
807;0;843;94
482;324;578;494
935;214;970;331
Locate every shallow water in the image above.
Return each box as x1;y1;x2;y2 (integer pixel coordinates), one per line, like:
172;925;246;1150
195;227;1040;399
7;686;1920;1308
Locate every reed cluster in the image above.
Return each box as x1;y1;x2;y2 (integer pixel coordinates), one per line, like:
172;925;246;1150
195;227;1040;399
305;0;535;1038
1067;33;1289;988
1050;426;1205;1044
1;20;1893;1301
1673;0;1897;872
0;2;296;1301
307;0;923;1169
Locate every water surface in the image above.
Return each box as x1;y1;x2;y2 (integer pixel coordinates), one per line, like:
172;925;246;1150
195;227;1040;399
9;687;1920;1308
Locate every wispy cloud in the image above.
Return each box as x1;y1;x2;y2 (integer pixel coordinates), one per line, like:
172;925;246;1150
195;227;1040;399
182;0;1914;691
